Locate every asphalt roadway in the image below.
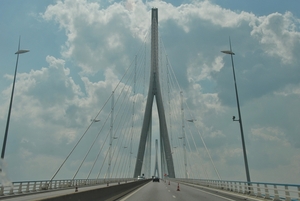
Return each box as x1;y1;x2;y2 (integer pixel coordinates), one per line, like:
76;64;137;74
118;180;267;201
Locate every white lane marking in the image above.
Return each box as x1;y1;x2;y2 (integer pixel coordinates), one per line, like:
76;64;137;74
196;188;237;201
168;190;170;192
172;195;176;198
118;182;151;201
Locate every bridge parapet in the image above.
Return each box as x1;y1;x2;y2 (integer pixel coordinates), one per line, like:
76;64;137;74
168;178;300;201
0;178;134;197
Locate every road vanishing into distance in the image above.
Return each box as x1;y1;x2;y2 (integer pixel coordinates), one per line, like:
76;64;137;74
119;180;265;201
0;180;267;201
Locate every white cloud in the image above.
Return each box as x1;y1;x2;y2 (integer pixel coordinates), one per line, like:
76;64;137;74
42;0;149;74
251;126;290;146
187;54;223;82
251;12;300;64
274;83;300;96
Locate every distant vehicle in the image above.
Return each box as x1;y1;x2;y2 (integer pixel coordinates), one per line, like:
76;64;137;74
152;177;159;182
137;175;145;180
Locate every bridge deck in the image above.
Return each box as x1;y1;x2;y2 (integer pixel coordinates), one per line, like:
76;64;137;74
120;180;267;201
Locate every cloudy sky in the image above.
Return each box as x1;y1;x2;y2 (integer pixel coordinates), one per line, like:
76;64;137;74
0;0;300;184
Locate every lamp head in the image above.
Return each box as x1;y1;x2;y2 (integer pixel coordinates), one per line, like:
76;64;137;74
15;49;30;54
221;50;235;55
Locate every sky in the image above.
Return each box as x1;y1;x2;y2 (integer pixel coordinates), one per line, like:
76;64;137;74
0;0;300;184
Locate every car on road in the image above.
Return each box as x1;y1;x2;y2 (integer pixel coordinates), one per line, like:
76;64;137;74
152;177;159;182
137;175;145;180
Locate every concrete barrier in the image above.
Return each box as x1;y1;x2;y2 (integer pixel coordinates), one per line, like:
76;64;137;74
39;179;150;201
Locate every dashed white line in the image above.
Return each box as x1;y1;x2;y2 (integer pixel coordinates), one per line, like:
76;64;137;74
195;189;237;201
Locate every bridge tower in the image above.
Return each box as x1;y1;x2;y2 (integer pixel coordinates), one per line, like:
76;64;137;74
133;8;175;178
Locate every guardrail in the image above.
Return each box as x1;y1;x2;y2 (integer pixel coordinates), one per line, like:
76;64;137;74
169;178;300;201
0;178;135;197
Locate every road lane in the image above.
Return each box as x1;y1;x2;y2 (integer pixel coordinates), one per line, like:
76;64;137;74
119;180;265;201
0;180;267;201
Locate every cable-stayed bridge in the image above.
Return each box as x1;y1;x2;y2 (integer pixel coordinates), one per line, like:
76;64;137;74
0;8;299;201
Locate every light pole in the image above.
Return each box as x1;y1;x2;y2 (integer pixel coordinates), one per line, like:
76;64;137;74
221;39;251;184
1;37;29;159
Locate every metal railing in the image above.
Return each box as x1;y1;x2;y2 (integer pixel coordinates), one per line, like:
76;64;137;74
168;178;300;201
0;178;135;197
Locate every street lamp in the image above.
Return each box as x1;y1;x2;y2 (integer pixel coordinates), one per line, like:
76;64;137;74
1;37;29;159
91;119;100;122
221;39;251;184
